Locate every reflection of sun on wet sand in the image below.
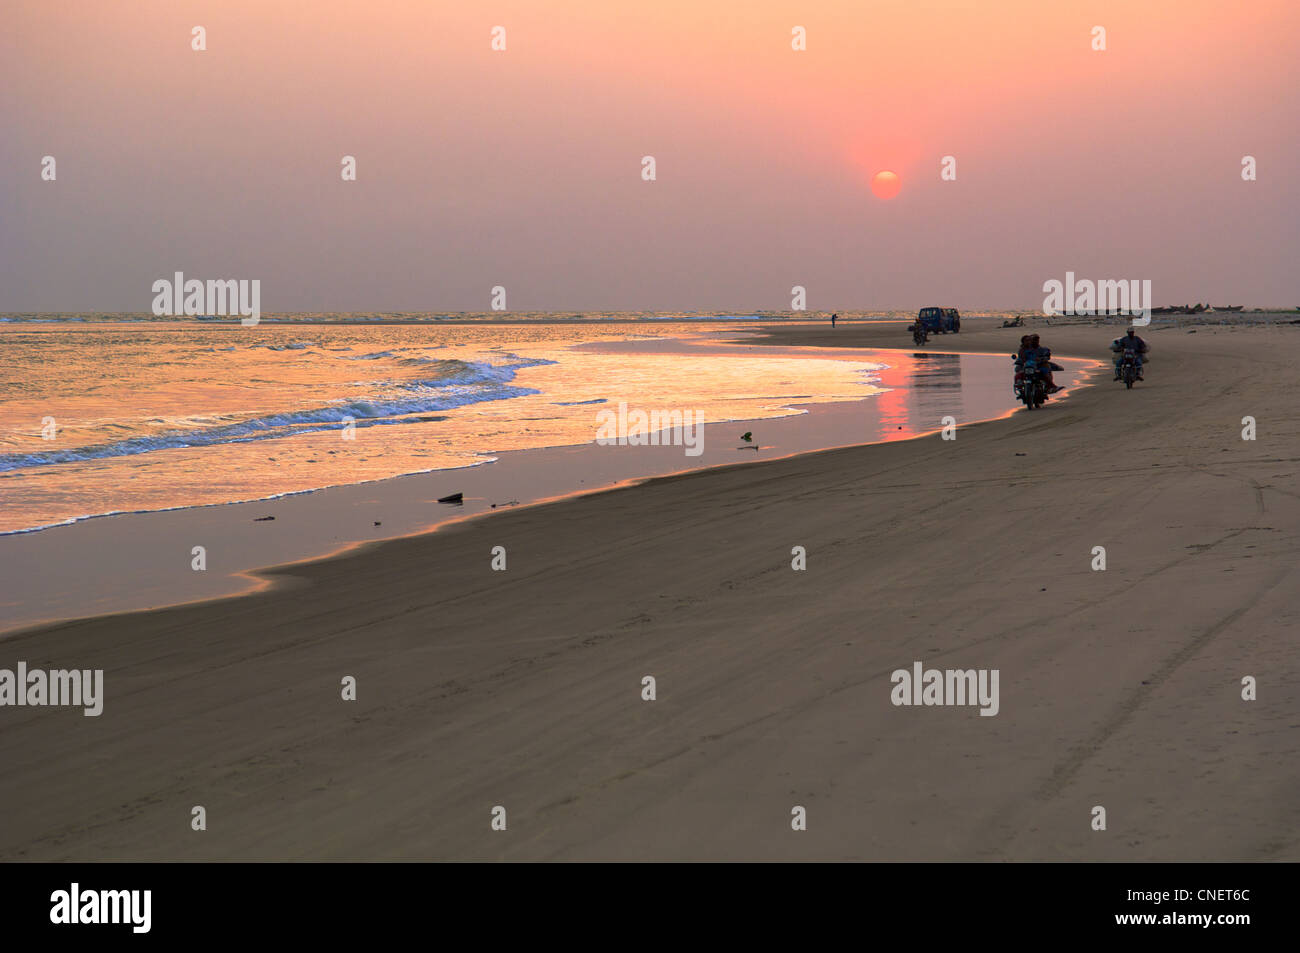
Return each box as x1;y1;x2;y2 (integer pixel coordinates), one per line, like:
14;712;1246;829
1;315;1297;861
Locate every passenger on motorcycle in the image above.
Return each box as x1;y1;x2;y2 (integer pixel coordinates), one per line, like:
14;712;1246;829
1111;327;1148;380
1014;335;1031;384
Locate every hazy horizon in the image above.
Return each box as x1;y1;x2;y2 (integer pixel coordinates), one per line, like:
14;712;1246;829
3;0;1297;312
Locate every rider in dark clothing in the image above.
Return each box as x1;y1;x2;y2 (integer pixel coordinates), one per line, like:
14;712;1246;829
1112;328;1148;380
1018;334;1059;392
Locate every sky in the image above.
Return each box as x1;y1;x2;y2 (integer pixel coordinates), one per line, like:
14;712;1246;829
2;0;1297;312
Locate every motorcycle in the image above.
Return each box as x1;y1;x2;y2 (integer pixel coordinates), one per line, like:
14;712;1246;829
912;323;929;347
1013;354;1048;409
1117;350;1141;389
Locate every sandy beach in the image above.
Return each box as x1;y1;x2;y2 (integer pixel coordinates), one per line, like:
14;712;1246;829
1;315;1297;862
0;337;1082;632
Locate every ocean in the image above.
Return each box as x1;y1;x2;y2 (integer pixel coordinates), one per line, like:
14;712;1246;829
0;318;904;535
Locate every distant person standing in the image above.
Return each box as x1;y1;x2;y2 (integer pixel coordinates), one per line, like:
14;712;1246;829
830;312;838;328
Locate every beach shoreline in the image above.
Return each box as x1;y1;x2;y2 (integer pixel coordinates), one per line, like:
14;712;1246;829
2;315;1297;861
0;338;1074;634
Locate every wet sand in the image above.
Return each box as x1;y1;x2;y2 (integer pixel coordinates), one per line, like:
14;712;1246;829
2;316;1297;861
0;344;1079;632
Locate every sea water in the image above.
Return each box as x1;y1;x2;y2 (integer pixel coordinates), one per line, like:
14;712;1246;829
0;318;901;534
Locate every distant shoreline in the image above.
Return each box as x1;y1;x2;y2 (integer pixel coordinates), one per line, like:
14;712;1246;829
4;308;1297;327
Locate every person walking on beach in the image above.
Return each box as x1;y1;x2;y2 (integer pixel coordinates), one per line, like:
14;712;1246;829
831;312;838;328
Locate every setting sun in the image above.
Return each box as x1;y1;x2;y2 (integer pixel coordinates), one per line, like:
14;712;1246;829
871;171;902;200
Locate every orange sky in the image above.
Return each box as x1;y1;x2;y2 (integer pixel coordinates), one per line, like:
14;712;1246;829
3;0;1297;310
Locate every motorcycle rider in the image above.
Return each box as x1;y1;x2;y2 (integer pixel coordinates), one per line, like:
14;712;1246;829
1111;327;1148;380
1018;334;1059;392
